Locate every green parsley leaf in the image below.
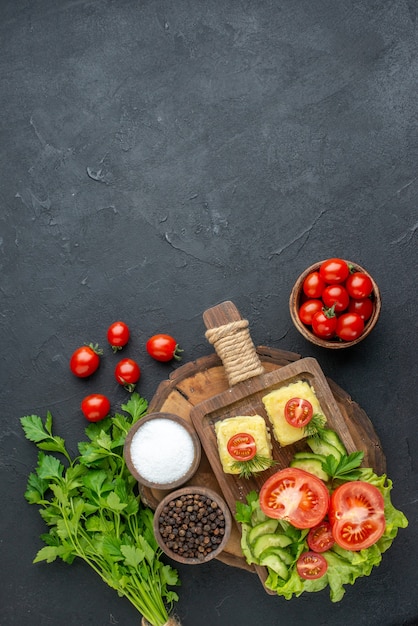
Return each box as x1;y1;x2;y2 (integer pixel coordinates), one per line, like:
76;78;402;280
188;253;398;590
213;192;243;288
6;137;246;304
322;451;364;483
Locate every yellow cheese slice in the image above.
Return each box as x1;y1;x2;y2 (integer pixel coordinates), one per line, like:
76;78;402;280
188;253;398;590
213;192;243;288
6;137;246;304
262;380;325;447
215;415;272;474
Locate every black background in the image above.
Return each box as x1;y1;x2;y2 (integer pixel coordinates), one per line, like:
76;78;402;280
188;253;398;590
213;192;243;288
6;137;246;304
1;1;417;625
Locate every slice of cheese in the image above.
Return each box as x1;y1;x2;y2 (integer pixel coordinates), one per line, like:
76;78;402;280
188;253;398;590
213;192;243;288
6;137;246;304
262;380;325;447
215;414;272;474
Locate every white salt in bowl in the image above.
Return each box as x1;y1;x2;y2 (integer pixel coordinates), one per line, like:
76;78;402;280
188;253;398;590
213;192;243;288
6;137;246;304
124;412;201;490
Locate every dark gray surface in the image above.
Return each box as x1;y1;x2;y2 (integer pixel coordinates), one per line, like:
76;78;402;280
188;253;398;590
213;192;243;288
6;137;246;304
1;1;417;625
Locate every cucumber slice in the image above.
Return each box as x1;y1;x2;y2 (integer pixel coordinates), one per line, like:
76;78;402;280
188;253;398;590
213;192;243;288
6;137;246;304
290;457;329;481
240;523;258;565
259;553;289;579
320;429;347;456
248;519;279;545
252;533;293;559
259;546;293;566
292;451;327;463
307;436;342;461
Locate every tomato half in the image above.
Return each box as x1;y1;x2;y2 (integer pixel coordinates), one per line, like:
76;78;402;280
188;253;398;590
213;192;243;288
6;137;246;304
322;284;350;313
329;481;386;551
346;272;373;299
296;551;328;579
336;312;364;341
146;334;183;362
298;299;323;325
81;394;111;422
311;309;337;339
348;297;374;321
227;433;257;461
107;321;130;352
259;468;329;529
284;398;313;428
319;258;349;284
70;345;101;378
307;521;335;552
114;358;141;392
302;272;325;299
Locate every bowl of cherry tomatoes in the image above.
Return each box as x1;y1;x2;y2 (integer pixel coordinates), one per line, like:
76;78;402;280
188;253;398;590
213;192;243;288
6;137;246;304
289;258;381;348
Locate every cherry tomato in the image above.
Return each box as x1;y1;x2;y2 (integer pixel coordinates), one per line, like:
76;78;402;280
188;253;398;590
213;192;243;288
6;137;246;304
296;551;328;580
284;398;313;428
107;321;130;352
81;394;110;422
311;308;337;339
348;297;374;321
346;272;373;299
298;299;323;325
322;284;350;313
227;433;257;461
70;344;101;378
114;358;141;392
259;467;329;529
329;481;385;551
302;272;325;299
307;521;335;552
146;334;183;362
336;312;364;341
319;258;349;284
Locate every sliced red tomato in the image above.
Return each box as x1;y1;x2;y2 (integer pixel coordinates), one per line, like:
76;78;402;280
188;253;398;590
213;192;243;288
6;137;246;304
259;468;329;529
307;521;335;552
227;433;257;460
329;481;386;551
284;397;313;428
296;551;328;579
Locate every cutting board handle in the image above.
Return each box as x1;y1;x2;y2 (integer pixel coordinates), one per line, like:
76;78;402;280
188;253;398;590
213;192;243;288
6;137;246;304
203;301;265;387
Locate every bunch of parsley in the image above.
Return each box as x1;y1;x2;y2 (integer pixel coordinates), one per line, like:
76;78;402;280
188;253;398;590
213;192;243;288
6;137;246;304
21;393;180;626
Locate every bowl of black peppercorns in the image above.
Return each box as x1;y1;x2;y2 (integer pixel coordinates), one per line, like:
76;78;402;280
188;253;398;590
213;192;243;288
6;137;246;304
153;486;232;564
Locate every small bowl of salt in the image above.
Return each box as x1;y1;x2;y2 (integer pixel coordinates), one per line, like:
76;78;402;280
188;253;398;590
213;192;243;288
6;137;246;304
124;412;201;490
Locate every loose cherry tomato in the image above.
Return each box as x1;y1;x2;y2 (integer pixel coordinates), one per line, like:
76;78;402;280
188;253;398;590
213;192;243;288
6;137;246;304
70;344;101;378
146;334;183;362
311;308;337;339
302;272;325;299
336;312;364;341
329;481;385;551
284;398;313;428
322;284;350;312
81;394;110;422
227;433;257;461
298;299;323;325
114;358;141;392
319;258;349;284
348;297;374;321
296;551;328;579
107;321;130;352
346;272;373;299
307;521;335;552
259;467;329;529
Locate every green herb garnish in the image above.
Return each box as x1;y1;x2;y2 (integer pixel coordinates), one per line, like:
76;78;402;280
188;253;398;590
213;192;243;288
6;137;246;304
21;393;180;626
303;413;327;438
231;454;277;479
321;450;364;483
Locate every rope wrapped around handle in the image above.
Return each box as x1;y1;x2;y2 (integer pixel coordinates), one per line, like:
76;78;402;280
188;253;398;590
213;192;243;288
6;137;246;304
205;319;265;386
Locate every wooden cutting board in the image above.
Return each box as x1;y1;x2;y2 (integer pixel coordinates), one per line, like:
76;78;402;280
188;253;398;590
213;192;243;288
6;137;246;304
144;302;386;574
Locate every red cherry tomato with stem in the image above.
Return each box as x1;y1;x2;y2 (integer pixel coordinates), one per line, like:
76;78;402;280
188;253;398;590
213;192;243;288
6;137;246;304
348;297;374;321
114;358;141;392
346;272;373;299
146;334;183;362
296;551;328;579
298;299;323;325
70;344;102;378
302;272;325;299
319;258;349;284
307;521;335;552
81;394;110;422
311;307;337;339
322;284;350;312
107;321;130;352
336;312;364;341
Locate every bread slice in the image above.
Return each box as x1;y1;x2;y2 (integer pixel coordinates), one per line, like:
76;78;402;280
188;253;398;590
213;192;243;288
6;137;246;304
215;414;272;474
262;380;325;447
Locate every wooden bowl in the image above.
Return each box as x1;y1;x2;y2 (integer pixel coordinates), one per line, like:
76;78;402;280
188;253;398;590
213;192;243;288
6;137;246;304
124;412;201;489
289;260;381;349
153;486;232;564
